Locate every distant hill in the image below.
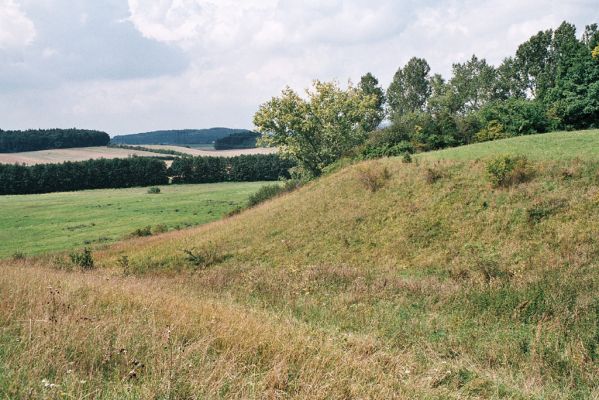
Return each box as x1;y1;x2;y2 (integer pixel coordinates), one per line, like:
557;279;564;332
111;128;253;146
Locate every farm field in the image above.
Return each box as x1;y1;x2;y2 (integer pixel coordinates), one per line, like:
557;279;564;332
145;144;277;157
0;146;164;165
0;182;266;258
1;131;599;398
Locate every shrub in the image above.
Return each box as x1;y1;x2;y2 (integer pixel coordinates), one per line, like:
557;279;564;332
402;152;413;163
475;120;509;143
356;163;392;192
129;226;153;238
247;184;285;207
11;251;25;260
70;248;94;270
527;199;568;223
485;155;532;188
147;187;161;194
117;255;130;276
424;166;444;184
152;224;169;234
183;243;226;270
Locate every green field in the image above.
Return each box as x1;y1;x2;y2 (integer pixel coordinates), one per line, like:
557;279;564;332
419;129;599;161
0;182;266;258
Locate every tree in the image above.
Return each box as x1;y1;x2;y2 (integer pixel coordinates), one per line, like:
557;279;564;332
594;45;599;60
253;81;381;177
387;57;431;118
449;55;497;113
358;73;386;131
514;29;554;100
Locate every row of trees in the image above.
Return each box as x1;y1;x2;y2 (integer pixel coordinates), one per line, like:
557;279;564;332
0;157;168;195
0;129;110;153
169;154;294;183
0;154;295;195
254;21;599;176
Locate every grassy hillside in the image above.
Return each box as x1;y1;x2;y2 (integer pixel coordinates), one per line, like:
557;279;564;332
420;129;599;161
0;182;265;258
1;131;599;398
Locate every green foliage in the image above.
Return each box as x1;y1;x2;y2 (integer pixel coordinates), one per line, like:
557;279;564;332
485;155;532;187
69;248;94;270
593;44;599;60
170;154;294;184
475;121;508;143
129;226;153;238
0;129;109;153
477;99;549;138
111;128;251;146
358;73;386;131
254;80;382;176
182;243;226;270
0;157;168;195
214;131;260;150
147;187;161;194
387;57;431;118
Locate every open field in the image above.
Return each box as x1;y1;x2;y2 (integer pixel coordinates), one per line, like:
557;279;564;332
0;182;266;258
1;131;599;398
0;146;165;165
145;144;277;157
419;129;599;161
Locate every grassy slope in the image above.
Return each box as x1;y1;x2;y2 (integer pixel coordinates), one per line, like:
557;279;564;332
420;129;599;161
0;182;265;258
2;130;599;398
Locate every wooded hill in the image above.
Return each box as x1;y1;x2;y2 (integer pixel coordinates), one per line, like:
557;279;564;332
111;128;254;146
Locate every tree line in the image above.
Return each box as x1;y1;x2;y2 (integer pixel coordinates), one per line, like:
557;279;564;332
169;154;294;184
254;21;599;177
0;154;294;195
0;129;110;153
0;157;167;195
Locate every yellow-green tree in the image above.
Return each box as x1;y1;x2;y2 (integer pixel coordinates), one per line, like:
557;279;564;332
593;44;599;60
253;81;380;177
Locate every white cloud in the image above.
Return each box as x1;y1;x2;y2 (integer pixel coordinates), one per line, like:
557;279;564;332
0;0;596;134
0;0;35;49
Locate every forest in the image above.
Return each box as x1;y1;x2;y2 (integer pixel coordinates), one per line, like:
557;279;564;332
111;128;254;146
0;129;110;153
214;131;261;150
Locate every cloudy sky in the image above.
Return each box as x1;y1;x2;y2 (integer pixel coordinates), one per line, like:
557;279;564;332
0;0;596;135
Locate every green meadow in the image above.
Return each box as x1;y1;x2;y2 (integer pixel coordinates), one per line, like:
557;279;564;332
0;182;266;258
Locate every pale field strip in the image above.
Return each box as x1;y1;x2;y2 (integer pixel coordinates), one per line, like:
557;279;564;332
145;145;277;157
0;147;164;166
0;146;277;166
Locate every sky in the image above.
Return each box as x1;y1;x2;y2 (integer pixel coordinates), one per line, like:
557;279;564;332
0;0;596;135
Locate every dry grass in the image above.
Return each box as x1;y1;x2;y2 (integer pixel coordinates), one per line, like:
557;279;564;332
2;156;599;398
0;146;164;165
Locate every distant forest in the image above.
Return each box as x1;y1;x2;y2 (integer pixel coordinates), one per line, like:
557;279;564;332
214;131;261;150
0;129;110;153
111;128;254;146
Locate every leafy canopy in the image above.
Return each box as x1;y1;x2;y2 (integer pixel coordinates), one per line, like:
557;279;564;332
253;80;381;177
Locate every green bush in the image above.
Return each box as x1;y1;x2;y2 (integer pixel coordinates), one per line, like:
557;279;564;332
247;184;285;207
485;155;532;188
129;226;153;238
475;120;509;143
147;187;161;194
69;248;94;270
152;224;169;234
